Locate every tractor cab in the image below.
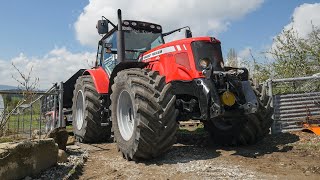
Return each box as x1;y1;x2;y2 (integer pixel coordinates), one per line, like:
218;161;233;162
96;18;164;75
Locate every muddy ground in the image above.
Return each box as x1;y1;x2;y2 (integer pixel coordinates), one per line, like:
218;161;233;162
74;129;320;180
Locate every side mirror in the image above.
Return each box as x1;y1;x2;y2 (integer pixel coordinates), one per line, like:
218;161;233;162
185;29;192;38
97;20;109;34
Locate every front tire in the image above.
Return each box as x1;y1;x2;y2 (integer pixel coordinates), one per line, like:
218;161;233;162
205;102;273;146
72;75;111;143
111;69;178;160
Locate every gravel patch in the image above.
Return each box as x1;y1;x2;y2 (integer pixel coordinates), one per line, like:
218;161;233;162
26;145;88;180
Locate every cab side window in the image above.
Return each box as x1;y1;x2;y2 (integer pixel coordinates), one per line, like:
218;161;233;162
97;44;103;66
102;47;117;75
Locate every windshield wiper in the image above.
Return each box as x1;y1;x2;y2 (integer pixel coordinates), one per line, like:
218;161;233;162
162;26;191;37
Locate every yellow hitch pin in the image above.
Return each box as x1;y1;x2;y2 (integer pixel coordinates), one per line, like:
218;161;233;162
221;91;236;106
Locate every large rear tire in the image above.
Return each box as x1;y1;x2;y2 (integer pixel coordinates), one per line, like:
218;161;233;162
111;69;178;160
72;75;111;143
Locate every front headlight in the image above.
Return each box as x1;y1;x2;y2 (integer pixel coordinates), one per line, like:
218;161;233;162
199;58;211;69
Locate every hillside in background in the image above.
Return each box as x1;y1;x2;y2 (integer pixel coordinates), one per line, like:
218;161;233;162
0;85;17;90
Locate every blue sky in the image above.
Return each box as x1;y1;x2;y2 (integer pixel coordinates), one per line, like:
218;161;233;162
0;1;89;59
220;0;319;56
0;0;319;87
0;0;317;59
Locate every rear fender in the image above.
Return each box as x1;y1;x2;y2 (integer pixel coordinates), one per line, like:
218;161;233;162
84;62;147;94
83;67;110;94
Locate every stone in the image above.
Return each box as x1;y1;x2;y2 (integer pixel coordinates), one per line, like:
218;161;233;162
48;127;69;151
24;176;32;180
305;171;311;176
66;136;75;145
67;145;81;150
33;130;40;136
57;149;68;163
0;139;58;180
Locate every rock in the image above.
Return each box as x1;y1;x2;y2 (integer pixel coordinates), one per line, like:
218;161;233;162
48;127;69;151
24;176;32;180
67;145;81;150
67;136;75;145
0;139;58;180
33;130;40;135
305;171;311;176
32;130;41;139
58;149;68;163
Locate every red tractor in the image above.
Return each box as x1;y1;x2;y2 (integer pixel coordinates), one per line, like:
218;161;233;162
67;9;272;160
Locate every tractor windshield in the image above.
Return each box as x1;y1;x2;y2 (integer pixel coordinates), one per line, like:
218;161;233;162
105;31;164;60
102;30;163;74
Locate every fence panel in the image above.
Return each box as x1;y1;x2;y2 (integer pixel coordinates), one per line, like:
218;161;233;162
267;75;320;134
0;83;63;140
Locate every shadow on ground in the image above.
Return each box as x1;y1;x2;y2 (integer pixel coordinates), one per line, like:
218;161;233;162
222;133;300;158
141;131;219;165
142;130;300;165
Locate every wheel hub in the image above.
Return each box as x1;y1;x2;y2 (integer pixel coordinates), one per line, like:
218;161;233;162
117;90;135;141
75;90;85;130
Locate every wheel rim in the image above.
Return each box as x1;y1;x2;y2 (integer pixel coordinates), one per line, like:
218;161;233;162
117;90;135;141
75;90;85;130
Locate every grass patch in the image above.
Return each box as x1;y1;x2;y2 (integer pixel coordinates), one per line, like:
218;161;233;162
6;113;45;131
0;135;24;143
66;125;73;132
0;137;14;143
295;142;320;151
178;125;206;135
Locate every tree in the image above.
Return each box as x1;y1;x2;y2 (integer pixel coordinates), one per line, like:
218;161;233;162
269;25;320;78
226;48;238;67
252;61;272;84
0;63;39;136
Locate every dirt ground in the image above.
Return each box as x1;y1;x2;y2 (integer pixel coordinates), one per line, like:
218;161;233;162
75;129;320;180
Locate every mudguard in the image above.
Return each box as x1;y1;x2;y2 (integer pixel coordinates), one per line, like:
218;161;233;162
83;67;110;94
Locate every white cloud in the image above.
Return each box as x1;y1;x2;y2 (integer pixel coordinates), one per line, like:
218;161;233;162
283;3;320;38
0;48;95;89
238;47;252;60
75;0;264;47
270;3;320;56
237;47;252;67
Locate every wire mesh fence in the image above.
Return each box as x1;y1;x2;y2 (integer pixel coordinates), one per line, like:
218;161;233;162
0;83;64;141
265;75;320;134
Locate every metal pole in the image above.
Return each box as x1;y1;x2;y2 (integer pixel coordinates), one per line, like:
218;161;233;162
39;96;42;139
53;85;58;129
271;75;320;83
59;81;64;127
17;112;20;135
267;80;273;108
45;94;48;132
14;110;17;138
45;94;48;114
117;9;125;63
29;104;33;138
6;108;11;135
4;113;7;135
22;109;25;133
268;80;277;135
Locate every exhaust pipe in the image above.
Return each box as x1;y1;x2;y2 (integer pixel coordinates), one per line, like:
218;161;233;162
117;9;125;63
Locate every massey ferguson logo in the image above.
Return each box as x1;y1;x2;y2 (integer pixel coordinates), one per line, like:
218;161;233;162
142;46;176;61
